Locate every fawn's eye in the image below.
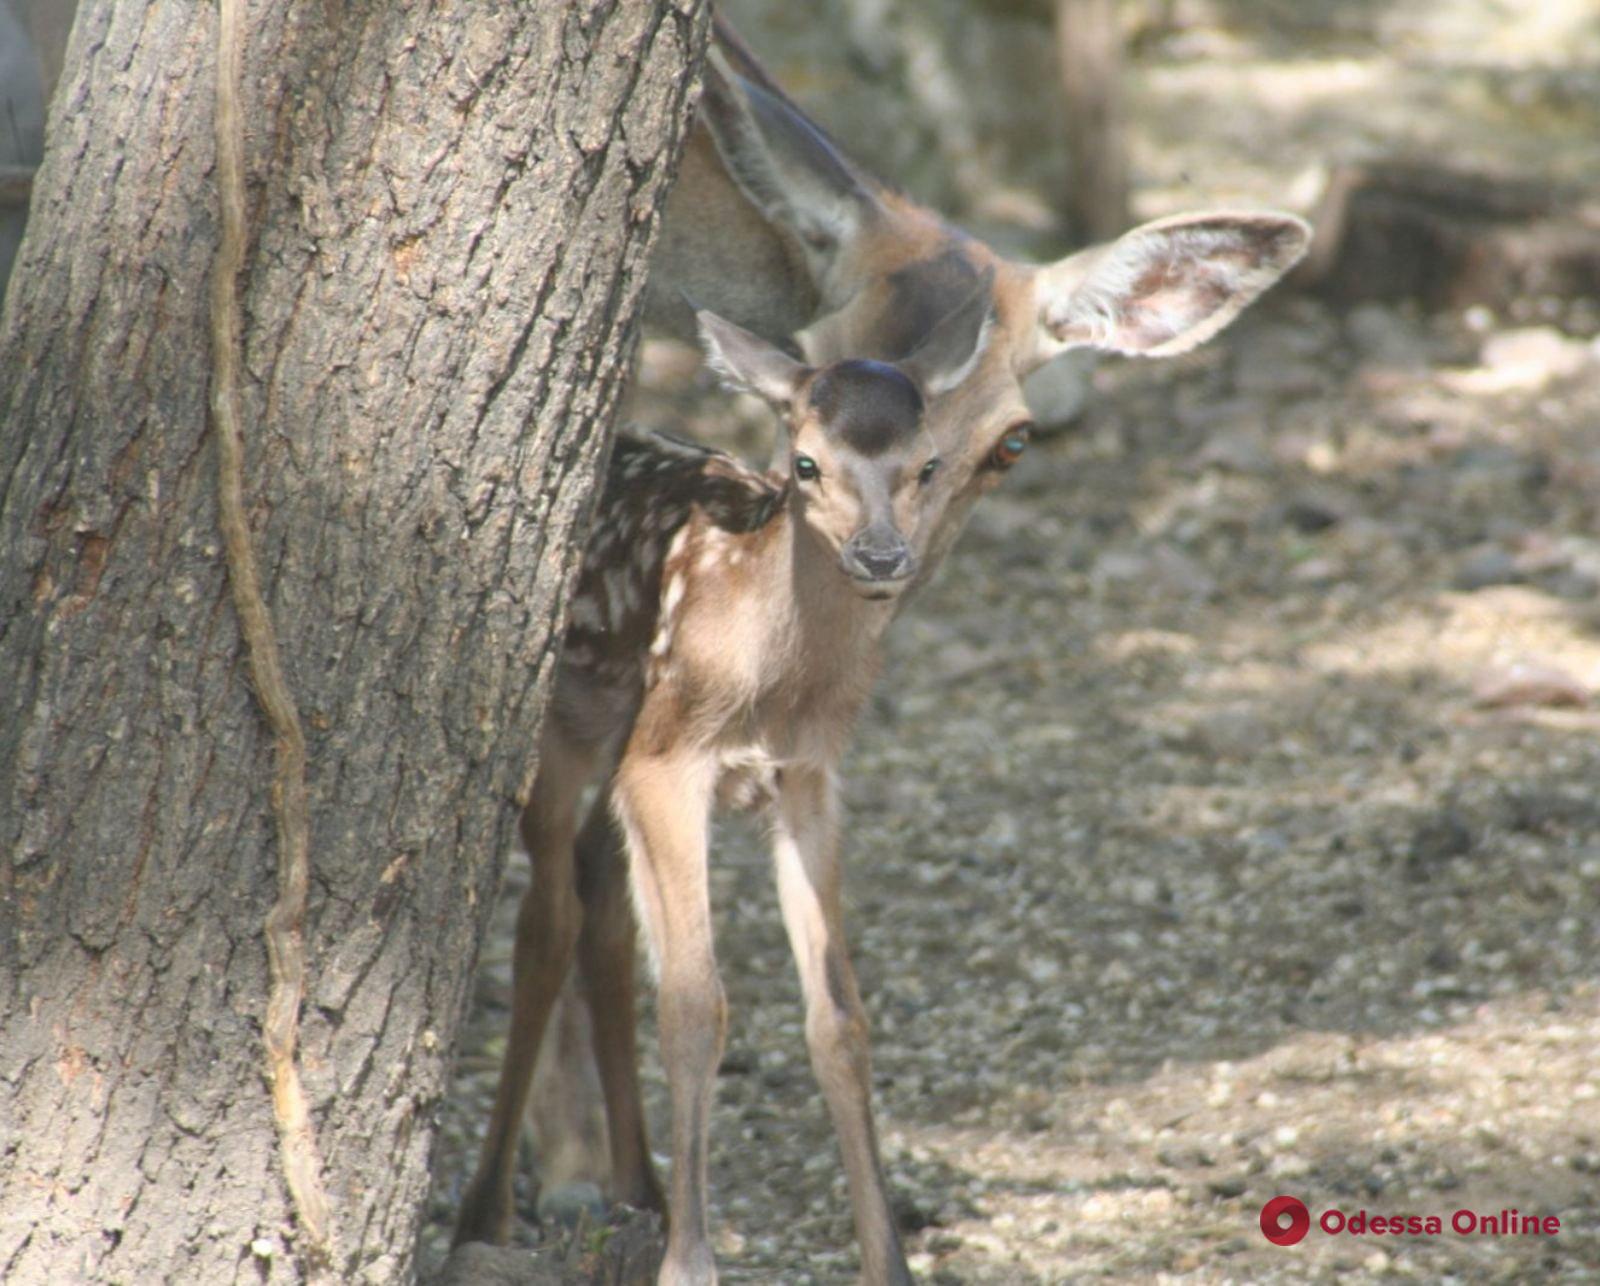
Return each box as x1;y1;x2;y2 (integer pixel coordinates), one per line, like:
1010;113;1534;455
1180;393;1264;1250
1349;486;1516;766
794;454;821;482
918;457;942;486
990;423;1032;470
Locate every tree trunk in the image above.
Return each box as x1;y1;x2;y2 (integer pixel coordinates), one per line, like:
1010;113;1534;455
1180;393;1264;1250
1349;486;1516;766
0;2;706;1283
1056;0;1129;245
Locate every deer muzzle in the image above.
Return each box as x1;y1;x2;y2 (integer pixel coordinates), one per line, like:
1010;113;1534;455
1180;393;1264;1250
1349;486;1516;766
841;525;917;586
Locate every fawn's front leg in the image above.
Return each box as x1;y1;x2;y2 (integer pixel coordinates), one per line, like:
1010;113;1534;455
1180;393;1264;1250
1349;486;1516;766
772;765;913;1286
612;750;723;1286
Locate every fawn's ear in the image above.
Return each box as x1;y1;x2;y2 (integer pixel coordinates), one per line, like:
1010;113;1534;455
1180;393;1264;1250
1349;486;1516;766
1025;211;1310;369
697;310;809;405
901;267;997;398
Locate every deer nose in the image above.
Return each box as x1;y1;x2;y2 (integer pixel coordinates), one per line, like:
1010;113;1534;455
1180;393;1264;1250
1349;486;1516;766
842;527;916;582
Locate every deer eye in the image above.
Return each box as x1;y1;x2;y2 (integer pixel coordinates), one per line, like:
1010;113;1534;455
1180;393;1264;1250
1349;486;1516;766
918;457;942;486
794;454;821;482
990;423;1032;470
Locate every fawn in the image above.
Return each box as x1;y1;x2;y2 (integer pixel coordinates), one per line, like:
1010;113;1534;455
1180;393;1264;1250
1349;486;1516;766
460;20;1313;1284
454;286;995;1284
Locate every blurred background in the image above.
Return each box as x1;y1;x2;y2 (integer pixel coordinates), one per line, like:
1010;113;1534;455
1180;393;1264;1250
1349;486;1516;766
0;0;46;303
8;3;1596;1281
712;0;1600;265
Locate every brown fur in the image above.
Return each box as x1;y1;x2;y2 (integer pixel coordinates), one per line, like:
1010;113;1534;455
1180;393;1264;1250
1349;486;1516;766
461;19;1311;1285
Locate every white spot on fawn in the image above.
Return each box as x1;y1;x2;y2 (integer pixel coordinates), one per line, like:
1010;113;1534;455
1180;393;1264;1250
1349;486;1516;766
648;527;693;673
660;570;686;623
663;525;691;563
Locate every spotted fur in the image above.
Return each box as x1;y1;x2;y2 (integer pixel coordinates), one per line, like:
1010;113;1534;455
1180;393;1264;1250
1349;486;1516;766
552;429;784;748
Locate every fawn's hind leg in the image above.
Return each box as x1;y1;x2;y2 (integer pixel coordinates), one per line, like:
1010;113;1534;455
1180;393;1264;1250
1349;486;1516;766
453;733;598;1247
528;972;611;1224
524;787;666;1221
574;790;666;1214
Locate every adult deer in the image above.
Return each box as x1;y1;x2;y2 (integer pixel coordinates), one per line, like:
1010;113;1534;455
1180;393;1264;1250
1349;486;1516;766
456;16;1309;1284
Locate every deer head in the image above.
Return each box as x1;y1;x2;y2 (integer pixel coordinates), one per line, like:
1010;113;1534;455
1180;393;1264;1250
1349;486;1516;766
696;270;994;600
661;38;1310;586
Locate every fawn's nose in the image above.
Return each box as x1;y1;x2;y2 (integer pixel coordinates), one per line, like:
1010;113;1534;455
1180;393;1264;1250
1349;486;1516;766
842;527;916;583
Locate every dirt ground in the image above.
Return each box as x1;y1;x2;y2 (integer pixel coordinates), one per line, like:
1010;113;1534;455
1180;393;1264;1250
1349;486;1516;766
423;4;1600;1282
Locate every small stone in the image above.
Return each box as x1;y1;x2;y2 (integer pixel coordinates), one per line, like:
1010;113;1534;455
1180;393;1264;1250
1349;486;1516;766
1022;955;1062;985
1192;707;1269;759
1346;303;1430;368
1234;342;1325;394
1091;548;1151;589
1407;810;1474;878
1270;1153;1311;1178
1453;545;1522;591
1156;1146;1216;1170
1194;428;1273;474
1280;493;1345;533
1480;326;1590;383
1289;556;1343;586
892;1193;943;1233
1149;543;1217;599
1542;569;1600;601
1473;662;1590;710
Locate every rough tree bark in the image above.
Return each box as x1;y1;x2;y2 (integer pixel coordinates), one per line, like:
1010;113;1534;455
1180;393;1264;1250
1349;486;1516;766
0;2;707;1283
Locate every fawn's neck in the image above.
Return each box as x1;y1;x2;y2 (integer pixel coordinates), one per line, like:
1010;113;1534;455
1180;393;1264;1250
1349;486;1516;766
755;506;897;709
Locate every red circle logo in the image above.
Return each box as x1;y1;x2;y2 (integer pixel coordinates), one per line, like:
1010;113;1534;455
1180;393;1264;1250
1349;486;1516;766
1260;1195;1310;1245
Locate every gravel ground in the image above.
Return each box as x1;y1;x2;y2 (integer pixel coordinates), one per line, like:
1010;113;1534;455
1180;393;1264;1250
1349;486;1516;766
423;293;1600;1283
423;6;1600;1280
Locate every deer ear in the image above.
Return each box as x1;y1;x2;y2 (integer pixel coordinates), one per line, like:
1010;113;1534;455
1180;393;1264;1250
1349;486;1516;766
900;268;997;398
1028;212;1310;365
699;48;882;297
696;310;809;405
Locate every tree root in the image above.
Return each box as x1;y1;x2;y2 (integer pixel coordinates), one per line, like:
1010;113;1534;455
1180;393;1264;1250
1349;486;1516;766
209;0;337;1271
